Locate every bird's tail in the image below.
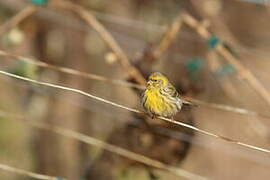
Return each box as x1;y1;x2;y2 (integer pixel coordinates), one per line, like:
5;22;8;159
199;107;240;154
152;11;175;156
182;99;199;107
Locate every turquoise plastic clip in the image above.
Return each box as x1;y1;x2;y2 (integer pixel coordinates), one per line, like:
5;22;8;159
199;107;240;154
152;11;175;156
208;35;220;49
216;63;236;76
185;58;204;73
31;0;48;6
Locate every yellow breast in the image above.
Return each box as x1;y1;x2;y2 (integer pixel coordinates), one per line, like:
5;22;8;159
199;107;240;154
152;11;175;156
143;88;169;115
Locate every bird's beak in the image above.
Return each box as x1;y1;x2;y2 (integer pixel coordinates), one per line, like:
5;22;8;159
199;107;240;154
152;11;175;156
147;81;152;86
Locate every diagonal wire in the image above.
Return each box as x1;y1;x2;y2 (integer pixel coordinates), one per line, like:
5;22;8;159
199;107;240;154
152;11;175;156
0;49;270;120
3;77;270;167
0;70;270;154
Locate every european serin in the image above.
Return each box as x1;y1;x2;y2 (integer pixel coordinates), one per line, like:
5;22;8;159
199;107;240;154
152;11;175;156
142;72;184;118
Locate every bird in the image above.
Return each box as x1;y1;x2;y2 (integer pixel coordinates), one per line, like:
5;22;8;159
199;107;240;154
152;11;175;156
142;72;193;119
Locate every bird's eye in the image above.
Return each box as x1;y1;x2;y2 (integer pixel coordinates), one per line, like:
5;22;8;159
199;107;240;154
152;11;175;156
152;79;157;82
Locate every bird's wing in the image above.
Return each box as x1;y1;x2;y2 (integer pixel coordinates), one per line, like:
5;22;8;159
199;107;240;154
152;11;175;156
164;84;197;107
163;84;179;97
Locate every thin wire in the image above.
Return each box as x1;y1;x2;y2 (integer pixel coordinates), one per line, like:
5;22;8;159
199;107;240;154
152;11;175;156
1;70;270;154
1;49;270;121
1;79;270;169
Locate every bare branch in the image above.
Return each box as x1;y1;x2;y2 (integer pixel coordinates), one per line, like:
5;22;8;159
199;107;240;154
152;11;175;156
151;14;183;60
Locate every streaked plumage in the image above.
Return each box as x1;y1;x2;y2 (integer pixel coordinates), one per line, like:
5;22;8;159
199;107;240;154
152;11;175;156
142;72;183;118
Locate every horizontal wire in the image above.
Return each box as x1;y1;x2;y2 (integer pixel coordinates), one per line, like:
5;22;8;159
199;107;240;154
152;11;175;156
0;70;270;155
1;50;269;121
0;112;207;180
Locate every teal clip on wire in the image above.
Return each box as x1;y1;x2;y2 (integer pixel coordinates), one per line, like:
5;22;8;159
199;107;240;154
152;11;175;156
208;35;220;49
185;58;204;81
31;0;48;5
216;63;236;77
185;57;204;73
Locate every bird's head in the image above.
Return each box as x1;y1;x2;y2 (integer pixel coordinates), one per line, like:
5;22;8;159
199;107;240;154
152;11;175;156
147;72;169;88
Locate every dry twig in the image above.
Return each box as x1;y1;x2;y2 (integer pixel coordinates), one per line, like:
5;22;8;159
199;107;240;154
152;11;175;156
0;70;270;154
54;0;146;85
150;14;183;60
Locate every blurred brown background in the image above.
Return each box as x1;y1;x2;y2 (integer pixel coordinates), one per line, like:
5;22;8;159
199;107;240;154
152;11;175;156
0;0;270;179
